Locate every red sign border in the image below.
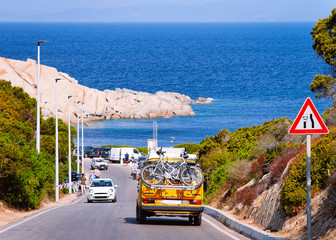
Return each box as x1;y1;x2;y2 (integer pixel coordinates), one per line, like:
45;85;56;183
289;97;329;134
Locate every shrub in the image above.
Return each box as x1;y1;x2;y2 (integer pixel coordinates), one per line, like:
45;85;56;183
280;132;336;215
267;144;303;184
0;80;74;209
250;153;265;179
227;160;251;187
205;164;231;198
174;143;199;154
1;150;54;210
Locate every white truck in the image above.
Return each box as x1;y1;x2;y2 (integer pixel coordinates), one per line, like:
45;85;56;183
107;147;142;163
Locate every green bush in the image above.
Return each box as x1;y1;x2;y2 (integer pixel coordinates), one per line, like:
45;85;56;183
0;80;75;209
280;129;336;215
173;143;199;154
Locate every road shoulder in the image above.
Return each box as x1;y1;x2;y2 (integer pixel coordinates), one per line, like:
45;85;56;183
0;193;80;228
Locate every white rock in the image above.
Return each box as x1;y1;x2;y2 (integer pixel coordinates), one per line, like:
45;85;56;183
0;57;200;123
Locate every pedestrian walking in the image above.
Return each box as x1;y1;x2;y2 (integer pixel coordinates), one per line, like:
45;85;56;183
94;166;101;178
80;173;87;195
89;170;95;185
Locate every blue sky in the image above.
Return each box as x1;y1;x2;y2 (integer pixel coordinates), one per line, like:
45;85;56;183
0;0;335;22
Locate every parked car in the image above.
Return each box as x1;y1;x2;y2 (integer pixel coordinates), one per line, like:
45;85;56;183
74;146;95;158
85;147;100;158
91;157;108;170
64;171;83;192
94;147;105;157
101;147;112;159
87;178;118;203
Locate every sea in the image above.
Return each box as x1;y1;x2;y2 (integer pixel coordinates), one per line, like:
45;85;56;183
0;22;332;147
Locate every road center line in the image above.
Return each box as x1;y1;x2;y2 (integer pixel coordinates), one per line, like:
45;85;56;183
203;217;242;240
0;195;85;235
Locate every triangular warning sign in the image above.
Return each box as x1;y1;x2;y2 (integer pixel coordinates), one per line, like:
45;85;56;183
289;97;328;134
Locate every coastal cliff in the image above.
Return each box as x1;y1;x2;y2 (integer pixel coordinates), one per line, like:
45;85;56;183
0;57;206;123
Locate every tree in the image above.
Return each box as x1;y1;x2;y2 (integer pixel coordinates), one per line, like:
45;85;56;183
0;80;77;209
311;8;336;103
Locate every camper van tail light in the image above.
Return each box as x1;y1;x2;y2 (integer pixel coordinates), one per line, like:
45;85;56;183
190;200;202;205
143;198;155;204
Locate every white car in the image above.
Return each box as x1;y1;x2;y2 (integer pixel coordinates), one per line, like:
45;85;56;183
91;157;108;170
87;178;118;203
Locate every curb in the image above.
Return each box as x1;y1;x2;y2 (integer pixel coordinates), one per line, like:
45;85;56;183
204;205;286;240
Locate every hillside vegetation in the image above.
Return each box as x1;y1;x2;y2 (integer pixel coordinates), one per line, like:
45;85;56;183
0;80;77;210
198;111;336;238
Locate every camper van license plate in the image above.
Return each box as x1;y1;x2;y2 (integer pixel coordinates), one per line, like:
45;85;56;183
162;200;181;205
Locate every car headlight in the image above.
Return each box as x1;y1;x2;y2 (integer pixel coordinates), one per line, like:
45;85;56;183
108;189;113;194
89;189;94;194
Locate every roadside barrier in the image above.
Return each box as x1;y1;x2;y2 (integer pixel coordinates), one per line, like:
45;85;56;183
56;183;73;190
204;206;285;240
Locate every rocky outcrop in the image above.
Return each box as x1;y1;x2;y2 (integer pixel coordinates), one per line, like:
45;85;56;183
0;57;198;123
194;97;212;104
244;158;294;231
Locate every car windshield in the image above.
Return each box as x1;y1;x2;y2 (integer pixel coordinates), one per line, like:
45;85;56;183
91;180;112;187
96;159;103;162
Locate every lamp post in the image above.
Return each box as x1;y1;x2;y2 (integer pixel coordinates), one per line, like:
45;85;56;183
81;102;85;173
36;40;48;153
55;78;62;202
76;101;82;173
171;137;175;146
153;121;158;148
43;101;50;119
68;96;72;194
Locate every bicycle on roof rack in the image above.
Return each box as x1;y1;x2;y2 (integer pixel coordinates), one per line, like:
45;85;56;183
140;147;204;189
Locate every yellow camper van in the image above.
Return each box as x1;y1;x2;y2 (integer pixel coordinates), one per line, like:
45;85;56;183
136;148;204;225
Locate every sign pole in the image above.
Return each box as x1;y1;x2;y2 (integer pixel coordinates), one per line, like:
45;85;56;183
306;134;311;240
288;97;329;240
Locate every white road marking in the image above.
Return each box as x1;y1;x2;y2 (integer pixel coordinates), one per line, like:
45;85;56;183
0;195;85;234
203;216;243;240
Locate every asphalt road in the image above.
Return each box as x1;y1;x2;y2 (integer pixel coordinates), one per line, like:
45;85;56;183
0;159;250;240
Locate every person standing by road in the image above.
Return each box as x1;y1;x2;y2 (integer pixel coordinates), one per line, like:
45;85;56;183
89;170;95;185
94;166;101;178
125;152;129;164
80;173;87;195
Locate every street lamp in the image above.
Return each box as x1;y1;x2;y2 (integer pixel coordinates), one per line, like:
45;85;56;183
76;100;82;173
43;101;50;119
68;96;73;194
81;102;85;173
153;121;158;149
55;78;62;202
171;137;175;146
36;40;48;153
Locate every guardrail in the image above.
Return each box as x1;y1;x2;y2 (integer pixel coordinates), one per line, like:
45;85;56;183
204;206;285;240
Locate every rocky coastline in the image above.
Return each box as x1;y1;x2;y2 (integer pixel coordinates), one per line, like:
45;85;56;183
0;57;211;123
